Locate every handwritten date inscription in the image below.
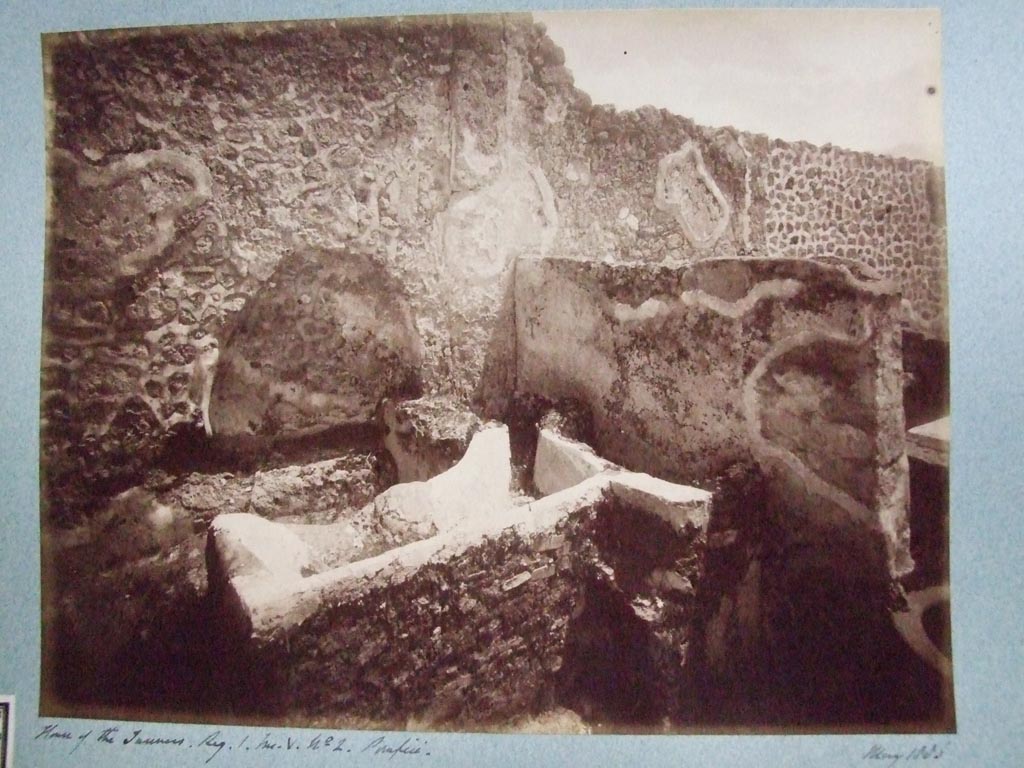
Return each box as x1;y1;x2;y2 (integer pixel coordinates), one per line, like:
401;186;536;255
863;743;948;766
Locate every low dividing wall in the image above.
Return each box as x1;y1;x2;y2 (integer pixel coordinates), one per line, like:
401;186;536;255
514;255;910;580
208;432;712;728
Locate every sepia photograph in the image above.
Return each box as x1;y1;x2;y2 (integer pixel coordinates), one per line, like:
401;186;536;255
37;7;952;736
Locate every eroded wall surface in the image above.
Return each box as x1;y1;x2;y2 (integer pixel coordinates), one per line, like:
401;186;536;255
42;14;944;520
514;256;910;579
208;248;424;437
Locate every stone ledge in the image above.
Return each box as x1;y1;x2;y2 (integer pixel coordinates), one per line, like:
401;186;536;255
533;427;612;495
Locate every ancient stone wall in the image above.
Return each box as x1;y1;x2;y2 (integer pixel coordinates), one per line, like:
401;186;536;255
221;494;705;728
43;17;535;517
520;85;772;266
514;256;910;579
764;141;947;339
42;14;945;520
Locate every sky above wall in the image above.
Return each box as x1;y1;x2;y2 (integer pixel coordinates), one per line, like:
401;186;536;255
534;9;944;165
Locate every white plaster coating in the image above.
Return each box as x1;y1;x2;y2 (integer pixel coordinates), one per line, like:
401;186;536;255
191;343;220;436
372;424;514;535
608;473;711;532
533;428;611;496
611;278;803;324
210;439;711;640
209;513;316;579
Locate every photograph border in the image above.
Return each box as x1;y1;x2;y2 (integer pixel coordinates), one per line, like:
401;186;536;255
3;0;1023;766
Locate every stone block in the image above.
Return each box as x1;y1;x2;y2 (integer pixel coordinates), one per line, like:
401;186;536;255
207;513;316;584
609;472;713;534
381;395;482;483
205;512;321;638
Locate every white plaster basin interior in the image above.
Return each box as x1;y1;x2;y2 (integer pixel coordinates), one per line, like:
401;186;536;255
206;422;712;640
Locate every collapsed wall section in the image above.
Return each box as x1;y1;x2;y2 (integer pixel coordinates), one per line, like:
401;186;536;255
514;255;910;580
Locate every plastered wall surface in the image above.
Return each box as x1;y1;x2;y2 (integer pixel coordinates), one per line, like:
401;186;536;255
514;255;910;579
